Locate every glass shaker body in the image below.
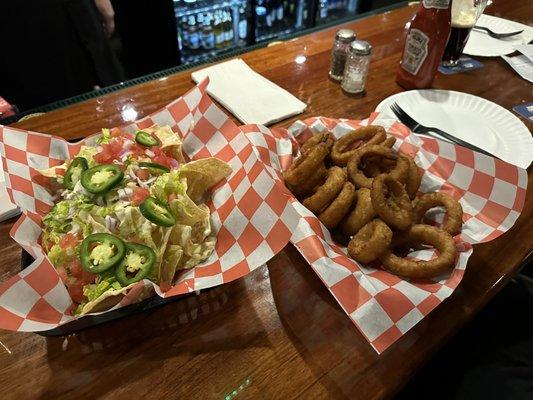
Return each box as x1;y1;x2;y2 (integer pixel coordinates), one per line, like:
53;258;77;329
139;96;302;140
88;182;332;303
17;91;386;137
341;40;372;94
329;29;356;81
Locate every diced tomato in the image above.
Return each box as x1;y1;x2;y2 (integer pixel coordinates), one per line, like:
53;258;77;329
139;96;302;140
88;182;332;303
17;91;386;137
67;283;84;303
130;143;146;157
152;147;175;168
59;233;79;249
135;168;150;180
94;138;124;164
168;192;177;202
81;269;97;285
110;128;123;137
131;187;150;206
56;267;69;284
68;260;83;278
111;128;134;140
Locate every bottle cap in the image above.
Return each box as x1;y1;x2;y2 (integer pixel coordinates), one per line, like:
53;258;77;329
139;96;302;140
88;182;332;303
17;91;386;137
350;40;372;55
335;29;356;43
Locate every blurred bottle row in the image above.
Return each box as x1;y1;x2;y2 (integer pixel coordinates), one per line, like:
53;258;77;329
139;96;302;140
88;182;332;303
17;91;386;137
174;0;361;63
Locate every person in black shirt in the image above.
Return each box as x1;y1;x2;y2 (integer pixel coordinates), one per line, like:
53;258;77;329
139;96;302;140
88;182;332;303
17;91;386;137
0;0;125;112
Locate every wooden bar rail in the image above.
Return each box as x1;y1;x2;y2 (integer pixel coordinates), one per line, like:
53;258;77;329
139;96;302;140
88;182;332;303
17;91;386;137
0;1;531;399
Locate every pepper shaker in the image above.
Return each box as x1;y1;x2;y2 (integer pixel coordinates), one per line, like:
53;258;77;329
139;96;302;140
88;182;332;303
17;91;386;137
329;29;356;81
341;40;372;94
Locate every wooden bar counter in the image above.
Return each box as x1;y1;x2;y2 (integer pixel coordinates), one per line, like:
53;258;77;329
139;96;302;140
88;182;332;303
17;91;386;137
0;1;531;399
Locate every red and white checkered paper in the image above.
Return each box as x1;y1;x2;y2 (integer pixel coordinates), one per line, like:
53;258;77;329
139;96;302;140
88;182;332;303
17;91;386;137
0;79;300;332
286;113;527;353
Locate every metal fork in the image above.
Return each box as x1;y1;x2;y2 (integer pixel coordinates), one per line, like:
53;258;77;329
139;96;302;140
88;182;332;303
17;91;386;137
473;25;524;39
390;102;498;159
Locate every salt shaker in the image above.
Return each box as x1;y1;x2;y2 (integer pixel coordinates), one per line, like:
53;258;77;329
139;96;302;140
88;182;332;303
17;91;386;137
341;40;372;94
329;29;356;81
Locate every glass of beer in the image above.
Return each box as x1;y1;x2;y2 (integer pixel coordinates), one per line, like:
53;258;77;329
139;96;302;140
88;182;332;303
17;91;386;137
442;0;488;67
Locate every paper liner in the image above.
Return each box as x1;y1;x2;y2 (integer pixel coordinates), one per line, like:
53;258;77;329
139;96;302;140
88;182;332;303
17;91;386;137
0;79;299;331
286;113;527;353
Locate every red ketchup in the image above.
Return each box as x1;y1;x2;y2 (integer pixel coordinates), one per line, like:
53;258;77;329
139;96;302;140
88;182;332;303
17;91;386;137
396;0;452;89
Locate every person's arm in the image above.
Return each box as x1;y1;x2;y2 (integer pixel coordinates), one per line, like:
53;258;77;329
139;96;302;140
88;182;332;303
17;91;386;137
94;0;115;38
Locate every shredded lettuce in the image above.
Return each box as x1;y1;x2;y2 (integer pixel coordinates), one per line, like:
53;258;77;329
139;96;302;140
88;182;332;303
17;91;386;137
47;244;68;267
150;171;187;204
76;146;99;167
97;128;112;145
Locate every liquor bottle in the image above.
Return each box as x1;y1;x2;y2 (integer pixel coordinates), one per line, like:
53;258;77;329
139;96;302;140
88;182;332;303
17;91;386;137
256;2;267;37
237;4;248;46
287;0;295;24
267;0;276;28
275;0;285;30
396;0;452;89
224;10;234;47
295;0;304;28
197;12;204;29
319;0;328;20
214;11;225;49
188;15;201;53
202;14;215;50
180;16;189;51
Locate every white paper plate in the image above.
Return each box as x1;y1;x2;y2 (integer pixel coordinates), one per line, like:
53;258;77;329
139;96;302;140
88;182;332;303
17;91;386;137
463;14;533;57
375;90;533;169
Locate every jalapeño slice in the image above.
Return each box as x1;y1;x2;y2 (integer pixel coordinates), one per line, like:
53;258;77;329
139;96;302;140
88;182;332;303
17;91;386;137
81;164;123;194
115;242;156;285
80;233;126;274
139;162;170;174
64;157;88;190
135;131;159;147
139;196;176;227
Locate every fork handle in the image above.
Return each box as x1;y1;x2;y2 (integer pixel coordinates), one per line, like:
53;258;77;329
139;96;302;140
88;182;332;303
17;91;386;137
428;127;499;159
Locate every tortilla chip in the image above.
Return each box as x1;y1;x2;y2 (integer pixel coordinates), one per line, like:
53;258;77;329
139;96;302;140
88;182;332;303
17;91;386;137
144;125;185;163
38;163;67;179
159;244;183;288
78;282;138;315
180;158;232;202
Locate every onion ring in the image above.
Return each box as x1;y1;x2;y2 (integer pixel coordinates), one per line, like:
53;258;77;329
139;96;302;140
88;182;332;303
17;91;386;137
300;132;335;154
380;224;457;279
331;126;387;166
318;182;356;229
289;165;327;197
402;155;422;199
347;145;409;189
303;166;347;213
413;192;463;236
348;219;392;263
283;143;328;187
371;174;413;230
381;136;396;148
340;188;376;236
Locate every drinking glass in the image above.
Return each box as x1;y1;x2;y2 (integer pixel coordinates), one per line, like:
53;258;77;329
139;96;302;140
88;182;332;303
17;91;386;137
442;0;488;67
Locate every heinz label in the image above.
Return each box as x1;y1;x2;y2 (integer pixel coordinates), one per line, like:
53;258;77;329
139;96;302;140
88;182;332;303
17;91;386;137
422;0;450;9
401;28;429;75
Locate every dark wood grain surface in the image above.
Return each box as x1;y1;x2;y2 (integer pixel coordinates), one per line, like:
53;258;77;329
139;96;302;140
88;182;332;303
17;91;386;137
1;2;532;399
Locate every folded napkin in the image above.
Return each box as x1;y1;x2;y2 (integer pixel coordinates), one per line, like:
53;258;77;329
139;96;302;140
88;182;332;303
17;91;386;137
502;45;533;83
464;14;533;57
191;58;307;126
0;164;20;222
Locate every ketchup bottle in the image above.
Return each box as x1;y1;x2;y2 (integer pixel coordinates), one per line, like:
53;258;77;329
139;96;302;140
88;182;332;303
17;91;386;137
396;0;452;89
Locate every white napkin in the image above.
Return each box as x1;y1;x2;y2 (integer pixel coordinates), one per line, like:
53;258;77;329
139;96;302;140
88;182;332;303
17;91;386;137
191;58;307;126
0;164;20;222
502;52;533;83
464;14;533;57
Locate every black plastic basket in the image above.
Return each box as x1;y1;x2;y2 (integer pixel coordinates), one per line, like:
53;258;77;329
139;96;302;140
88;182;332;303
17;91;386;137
21;249;188;336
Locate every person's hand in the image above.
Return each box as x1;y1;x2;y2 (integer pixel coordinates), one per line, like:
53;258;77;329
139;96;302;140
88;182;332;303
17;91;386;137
94;0;115;38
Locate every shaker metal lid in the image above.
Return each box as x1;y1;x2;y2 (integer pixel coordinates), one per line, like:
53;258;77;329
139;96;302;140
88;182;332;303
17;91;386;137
350;40;372;55
335;29;356;42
